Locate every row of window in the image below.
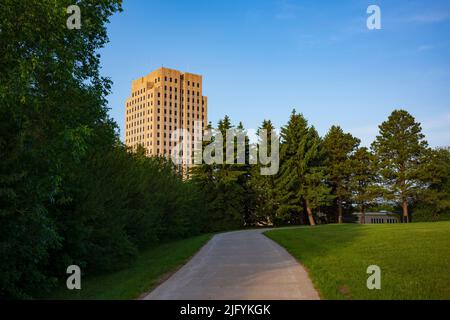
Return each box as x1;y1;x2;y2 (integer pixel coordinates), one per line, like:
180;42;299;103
126;129;203;141
126;102;205;115
127;103;206;115
128;102;205;113
128;95;205;108
134;140;200;148
127;112;205;123
128;102;205;114
130;77;200;98
130;89;201;102
370;218;398;224
126;121;204;134
126;136;200;150
129;143;196;156
132;87;146;97
160;76;200;88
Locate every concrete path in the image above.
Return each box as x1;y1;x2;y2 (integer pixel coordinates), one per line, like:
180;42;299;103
143;229;320;300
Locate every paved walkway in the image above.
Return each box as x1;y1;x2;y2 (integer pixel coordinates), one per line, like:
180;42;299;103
143;229;320;300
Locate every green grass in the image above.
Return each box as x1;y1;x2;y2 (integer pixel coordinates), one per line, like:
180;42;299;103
265;222;450;300
46;234;212;300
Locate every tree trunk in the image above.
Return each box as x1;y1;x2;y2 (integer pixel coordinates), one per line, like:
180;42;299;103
338;198;343;224
306;201;316;226
360;204;366;224
399;172;409;223
402;200;409;223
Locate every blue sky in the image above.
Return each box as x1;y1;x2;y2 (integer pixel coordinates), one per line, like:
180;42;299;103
100;0;450;147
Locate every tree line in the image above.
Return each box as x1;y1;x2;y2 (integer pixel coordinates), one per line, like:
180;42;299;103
192;111;449;228
0;0;215;299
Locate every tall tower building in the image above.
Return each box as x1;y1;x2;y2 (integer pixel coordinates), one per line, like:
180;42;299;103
125;67;208;167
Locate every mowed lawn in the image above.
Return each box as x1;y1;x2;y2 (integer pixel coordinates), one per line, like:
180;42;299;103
46;234;212;300
265;222;450;300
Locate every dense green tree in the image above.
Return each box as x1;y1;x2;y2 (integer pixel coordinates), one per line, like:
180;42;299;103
248;120;278;225
349;147;378;223
371;110;428;223
235;121;255;225
0;0;207;299
323;126;360;223
302;127;333;224
191;116;247;231
276;110;331;225
414;147;450;221
0;0;122;298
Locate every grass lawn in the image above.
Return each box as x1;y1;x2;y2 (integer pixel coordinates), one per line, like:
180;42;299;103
265;222;450;300
46;234;212;299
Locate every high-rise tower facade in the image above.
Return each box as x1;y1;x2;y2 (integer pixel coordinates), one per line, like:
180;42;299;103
125;67;208;166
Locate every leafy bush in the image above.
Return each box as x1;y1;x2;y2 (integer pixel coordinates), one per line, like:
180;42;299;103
0;0;207;299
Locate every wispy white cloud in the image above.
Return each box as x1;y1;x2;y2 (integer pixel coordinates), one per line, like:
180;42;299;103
417;44;436;52
405;11;450;23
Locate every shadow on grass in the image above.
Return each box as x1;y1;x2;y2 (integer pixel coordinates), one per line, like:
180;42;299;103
41;233;212;300
265;222;450;299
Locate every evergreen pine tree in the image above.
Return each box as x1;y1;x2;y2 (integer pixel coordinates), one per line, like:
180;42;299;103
371;110;428;223
323;126;360;223
415;147;450;221
303;126;332;225
349;147;377;223
191;116;246;230
249;120;278;225
276;110;330;225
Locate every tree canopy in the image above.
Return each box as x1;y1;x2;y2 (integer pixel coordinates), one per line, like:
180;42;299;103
371;110;429;222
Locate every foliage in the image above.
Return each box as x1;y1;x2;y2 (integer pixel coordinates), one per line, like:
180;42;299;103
348;147;379;223
274;110;331;225
191;116;248;231
413;147;450;221
0;0;123;298
322;126;360;223
0;0;207;299
46;234;212;300
371;110;428;222
248;120;278;225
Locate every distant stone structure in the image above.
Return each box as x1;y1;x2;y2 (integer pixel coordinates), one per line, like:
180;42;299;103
353;211;400;224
